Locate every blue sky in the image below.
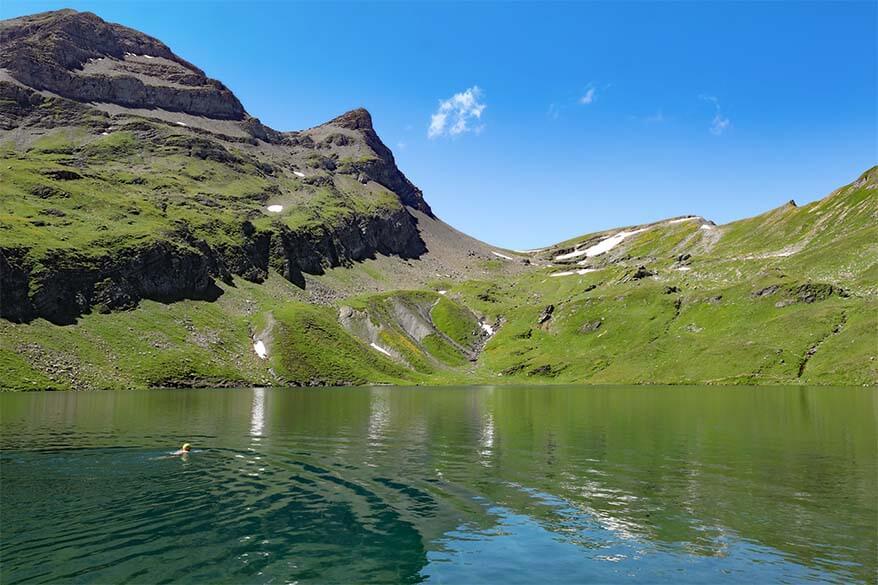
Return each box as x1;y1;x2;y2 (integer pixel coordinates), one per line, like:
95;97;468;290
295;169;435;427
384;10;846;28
3;1;876;248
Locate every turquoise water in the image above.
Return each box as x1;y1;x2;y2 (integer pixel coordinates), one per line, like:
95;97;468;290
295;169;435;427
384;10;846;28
1;386;875;583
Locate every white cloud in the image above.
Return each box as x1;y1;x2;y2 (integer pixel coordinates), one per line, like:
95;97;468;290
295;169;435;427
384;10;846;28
710;113;730;135
700;94;731;135
547;103;560;120
428;86;486;138
579;86;596;105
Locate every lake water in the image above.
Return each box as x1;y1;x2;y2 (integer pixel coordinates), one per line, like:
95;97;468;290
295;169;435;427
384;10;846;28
1;386;875;584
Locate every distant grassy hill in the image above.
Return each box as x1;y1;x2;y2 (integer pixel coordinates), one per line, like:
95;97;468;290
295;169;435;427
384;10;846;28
1;10;875;389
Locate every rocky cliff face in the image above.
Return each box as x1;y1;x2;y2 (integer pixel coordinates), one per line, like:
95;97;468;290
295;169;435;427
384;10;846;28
0;205;425;324
0;9;434;324
0;9;245;119
316;109;433;216
0;242;221;324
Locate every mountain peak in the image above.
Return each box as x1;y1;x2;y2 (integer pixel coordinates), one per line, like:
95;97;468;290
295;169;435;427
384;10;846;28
1;9;185;70
0;9;245;120
0;9;434;217
326;108;374;131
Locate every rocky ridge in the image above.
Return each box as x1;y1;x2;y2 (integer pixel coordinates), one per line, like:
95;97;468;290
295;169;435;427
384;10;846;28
0;10;441;324
0;9;245;119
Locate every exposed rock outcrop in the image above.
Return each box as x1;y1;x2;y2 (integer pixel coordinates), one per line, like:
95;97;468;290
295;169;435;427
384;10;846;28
0;9;245;119
272;207;426;288
315;109;434;216
537;304;554;325
631;265;655;280
0;207;426;324
0;242;221;324
579;320;602;333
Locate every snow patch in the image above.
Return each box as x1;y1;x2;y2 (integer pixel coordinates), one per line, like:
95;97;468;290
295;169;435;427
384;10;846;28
676;266;692;272
293;171;306;178
175;121;188;127
144;55;154;59
253;340;268;359
491;251;513;260
437;290;447;295
550;268;600;277
699;224;715;231
101;132;109;136
370;342;393;357
266;205;283;213
555;228;649;261
513;247;547;253
667;217;698;224
480;322;495;336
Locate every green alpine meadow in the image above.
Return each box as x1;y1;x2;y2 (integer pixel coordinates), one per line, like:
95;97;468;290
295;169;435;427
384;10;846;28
0;9;874;390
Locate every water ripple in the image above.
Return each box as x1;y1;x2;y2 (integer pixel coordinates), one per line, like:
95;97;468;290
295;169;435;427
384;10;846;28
1;386;875;584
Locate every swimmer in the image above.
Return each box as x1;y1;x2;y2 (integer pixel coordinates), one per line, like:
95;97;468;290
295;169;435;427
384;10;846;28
172;443;192;457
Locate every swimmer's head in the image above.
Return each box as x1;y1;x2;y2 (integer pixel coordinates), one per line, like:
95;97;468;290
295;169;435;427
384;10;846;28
181;443;191;452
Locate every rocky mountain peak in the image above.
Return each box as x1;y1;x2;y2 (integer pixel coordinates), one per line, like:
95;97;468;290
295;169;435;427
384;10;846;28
326;108;374;131
0;9;434;218
304;107;433;217
0;9;245;120
1;9;187;70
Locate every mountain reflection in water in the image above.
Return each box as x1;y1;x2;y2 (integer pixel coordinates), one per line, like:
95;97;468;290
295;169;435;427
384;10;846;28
1;385;874;584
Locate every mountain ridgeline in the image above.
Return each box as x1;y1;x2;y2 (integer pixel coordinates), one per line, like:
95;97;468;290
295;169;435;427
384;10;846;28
0;9;875;389
0;9;433;325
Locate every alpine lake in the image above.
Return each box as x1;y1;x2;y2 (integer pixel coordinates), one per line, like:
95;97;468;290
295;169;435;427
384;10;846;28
1;385;875;584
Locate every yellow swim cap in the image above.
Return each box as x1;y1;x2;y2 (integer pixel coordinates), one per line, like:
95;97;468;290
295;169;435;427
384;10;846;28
182;443;191;451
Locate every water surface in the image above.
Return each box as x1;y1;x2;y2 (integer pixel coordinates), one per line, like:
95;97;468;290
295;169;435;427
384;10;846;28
1;386;875;584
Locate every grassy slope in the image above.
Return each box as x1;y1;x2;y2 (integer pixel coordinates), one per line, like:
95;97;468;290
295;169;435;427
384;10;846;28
343;290;483;378
461;272;875;386
462;168;877;386
0;123;402;265
0;275;433;390
4;246;871;390
0;275;494;389
1;132;875;390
